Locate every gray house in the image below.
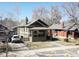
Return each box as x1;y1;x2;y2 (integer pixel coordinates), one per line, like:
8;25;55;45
13;19;49;42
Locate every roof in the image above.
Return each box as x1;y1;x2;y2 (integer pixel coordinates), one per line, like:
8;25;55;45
0;24;9;33
49;22;79;31
12;25;29;29
27;19;49;27
0;23;13;31
49;24;62;30
30;27;49;30
65;23;79;30
13;19;49;29
64;23;76;30
31;17;52;26
0;24;9;30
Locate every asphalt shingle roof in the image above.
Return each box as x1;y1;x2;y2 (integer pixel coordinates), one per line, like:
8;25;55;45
49;24;62;29
13;18;49;29
49;22;79;31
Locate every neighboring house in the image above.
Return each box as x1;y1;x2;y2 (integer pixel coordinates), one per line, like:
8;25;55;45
13;19;49;42
0;24;9;41
49;21;79;40
13;25;30;40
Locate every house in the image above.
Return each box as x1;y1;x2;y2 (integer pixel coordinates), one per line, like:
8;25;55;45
0;24;9;41
48;21;79;40
13;19;49;42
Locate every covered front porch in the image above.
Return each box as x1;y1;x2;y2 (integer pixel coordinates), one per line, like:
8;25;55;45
29;27;49;42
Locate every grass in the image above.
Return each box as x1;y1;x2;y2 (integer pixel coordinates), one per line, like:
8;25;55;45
55;41;75;46
24;38;79;49
0;42;12;53
56;38;79;46
26;42;56;49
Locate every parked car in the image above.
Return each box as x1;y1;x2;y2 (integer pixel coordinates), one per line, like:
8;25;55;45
11;35;22;43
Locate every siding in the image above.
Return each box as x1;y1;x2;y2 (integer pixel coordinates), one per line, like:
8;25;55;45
17;27;30;38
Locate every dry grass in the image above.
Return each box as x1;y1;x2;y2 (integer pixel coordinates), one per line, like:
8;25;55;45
55;41;75;46
56;38;79;46
24;38;79;49
0;42;12;52
26;42;55;49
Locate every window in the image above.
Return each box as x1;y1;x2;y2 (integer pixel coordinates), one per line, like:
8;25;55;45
29;31;32;36
38;30;45;37
33;31;38;37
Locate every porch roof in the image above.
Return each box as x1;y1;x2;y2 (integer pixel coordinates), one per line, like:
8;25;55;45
13;18;49;29
30;27;49;30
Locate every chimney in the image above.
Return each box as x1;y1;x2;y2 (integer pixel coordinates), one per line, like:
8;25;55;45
25;17;28;24
60;20;64;28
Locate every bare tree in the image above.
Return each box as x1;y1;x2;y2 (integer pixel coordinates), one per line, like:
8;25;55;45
50;6;62;24
63;2;79;23
1;18;18;29
0;5;20;29
32;6;62;25
12;6;21;21
32;6;49;20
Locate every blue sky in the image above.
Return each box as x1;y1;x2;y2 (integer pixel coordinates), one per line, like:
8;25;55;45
0;2;64;21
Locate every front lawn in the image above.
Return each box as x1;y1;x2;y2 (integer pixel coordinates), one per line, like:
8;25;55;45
25;42;58;49
0;42;12;53
56;38;79;46
24;38;79;49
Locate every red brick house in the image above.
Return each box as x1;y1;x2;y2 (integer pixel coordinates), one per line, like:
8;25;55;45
48;21;79;40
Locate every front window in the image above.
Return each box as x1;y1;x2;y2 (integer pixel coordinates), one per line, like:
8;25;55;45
33;30;45;37
33;31;38;37
38;30;45;37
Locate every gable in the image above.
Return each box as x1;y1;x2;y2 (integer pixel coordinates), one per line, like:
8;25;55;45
27;19;49;27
